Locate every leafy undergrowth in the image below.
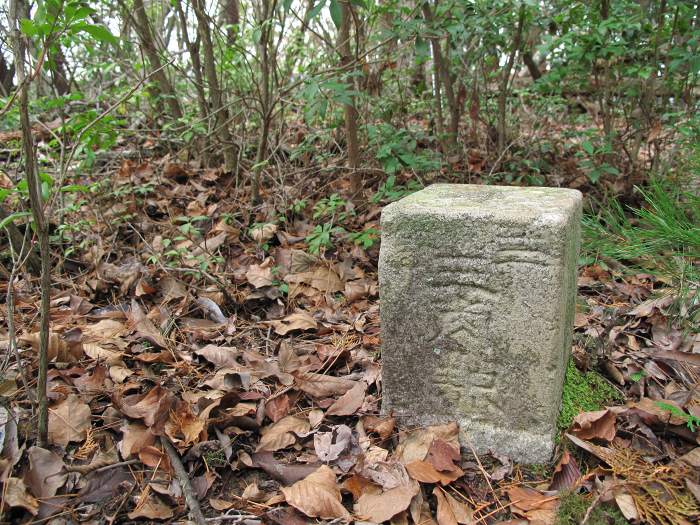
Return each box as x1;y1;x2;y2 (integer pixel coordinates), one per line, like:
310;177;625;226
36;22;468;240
0;157;698;524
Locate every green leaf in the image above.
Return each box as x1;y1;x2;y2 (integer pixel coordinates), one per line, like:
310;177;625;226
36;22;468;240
329;0;342;29
60;184;90;193
19;19;38;37
283;0;293;11
308;0;327;21
78;24;118;45
581;140;595;155
0;211;31;230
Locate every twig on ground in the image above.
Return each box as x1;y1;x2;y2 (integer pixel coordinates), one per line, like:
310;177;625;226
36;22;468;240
160;436;207;525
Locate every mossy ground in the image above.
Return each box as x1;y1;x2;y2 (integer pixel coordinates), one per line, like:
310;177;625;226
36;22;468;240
556;490;628;525
558;360;623;433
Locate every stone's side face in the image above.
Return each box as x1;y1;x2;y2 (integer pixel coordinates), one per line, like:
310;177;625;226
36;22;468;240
379;183;582;464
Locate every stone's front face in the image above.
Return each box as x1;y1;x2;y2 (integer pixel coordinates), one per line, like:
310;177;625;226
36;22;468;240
379;184;582;464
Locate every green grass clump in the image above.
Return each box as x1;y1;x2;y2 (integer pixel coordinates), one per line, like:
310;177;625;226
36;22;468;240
558;360;623;433
582;177;700;325
556;490;628;525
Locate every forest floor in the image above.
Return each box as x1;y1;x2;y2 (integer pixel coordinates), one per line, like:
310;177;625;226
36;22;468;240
1;139;699;524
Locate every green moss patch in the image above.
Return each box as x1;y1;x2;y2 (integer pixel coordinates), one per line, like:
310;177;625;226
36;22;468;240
558;360;623;433
556;490;627;525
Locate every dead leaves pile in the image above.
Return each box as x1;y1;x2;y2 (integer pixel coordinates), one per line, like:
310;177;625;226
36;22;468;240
1;156;698;523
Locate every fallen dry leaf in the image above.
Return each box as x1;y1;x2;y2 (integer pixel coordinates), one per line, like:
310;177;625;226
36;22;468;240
113;385;175;433
127;491;174;520
195;344;240;367
507;485;558;512
314;424;353;462
25;447;67;502
268;310;317;335
571;409;617;442
128;299;167;348
118;421;156;458
425;438;462;473
434;487;473;525
294;372;356;398
548;450;581;491
48;394;91;447
20;331;83;362
354;478;419;523
265;394;291;422
252;451;320;485
405;460;463;485
281;465;351;520
614;491;639;521
246;262;274;288
257;415;310;452
164;401;205;448
395;422;460;464
362;415;396;440
327;382;366;416
4;477;39;515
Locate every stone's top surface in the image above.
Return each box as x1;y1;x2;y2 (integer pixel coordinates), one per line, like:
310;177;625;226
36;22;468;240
383;183;582;224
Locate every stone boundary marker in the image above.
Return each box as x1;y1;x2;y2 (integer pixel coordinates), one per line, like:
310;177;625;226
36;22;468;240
379;184;582;463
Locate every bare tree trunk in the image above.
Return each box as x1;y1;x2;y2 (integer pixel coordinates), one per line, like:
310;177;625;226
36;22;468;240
422;1;451;150
192;0;238;173
522;51;542;80
251;0;275;204
174;2;210;150
10;0;50;447
48;44;71;95
0;49;14;96
222;0;240;46
131;0;183;120
497;2;525;153
338;1;361;194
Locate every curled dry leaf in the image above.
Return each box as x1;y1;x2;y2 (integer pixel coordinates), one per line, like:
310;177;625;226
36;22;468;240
257;415;310;452
362;415;396;441
548;450;581;491
433;487;473;525
268;310;317;335
354;478;420;523
25;447;67;502
633;397;688;426
119;421;156;458
314;425;353;462
127;491;174;520
246;262;274;288
507;485;558;513
20;331;83;362
251;222;277;243
327;382;366;416
265;394;291;423
138;445;172;474
164;401;205;448
405;460;464;485
395;422;460;464
113;385;175;434
614;491;639;521
252;451;321;486
48;394;91;447
128;299;167;348
571;409;617;442
281;465;351;520
425;438;462;473
294;372;356;398
195;344;240;367
3;477;39;515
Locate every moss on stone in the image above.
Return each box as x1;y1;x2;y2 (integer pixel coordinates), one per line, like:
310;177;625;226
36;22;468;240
555;490;628;525
558;360;623;433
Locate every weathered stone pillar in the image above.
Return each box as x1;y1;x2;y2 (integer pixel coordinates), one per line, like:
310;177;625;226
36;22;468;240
379;184;582;463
